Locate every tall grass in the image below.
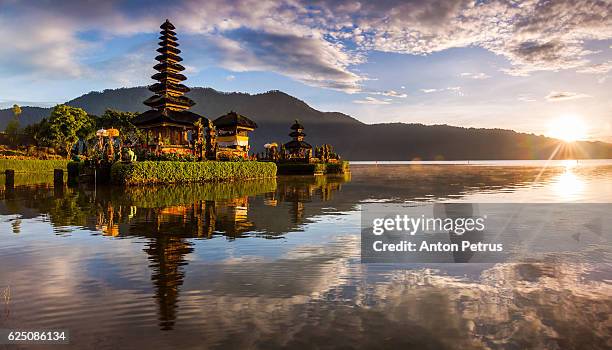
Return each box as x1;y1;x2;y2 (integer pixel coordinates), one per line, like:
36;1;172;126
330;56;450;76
0;159;69;173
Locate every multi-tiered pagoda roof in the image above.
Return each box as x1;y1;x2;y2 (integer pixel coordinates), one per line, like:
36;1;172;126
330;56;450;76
285;120;312;150
134;19;203;128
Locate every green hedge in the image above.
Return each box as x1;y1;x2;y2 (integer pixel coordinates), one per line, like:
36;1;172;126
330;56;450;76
111;161;277;185
0;159;69;173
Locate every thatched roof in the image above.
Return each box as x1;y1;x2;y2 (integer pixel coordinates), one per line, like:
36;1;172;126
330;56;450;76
148;82;190;94
156;46;181;55
151;71;187;82
159;34;177;41
153;62;185;72
155;54;183;62
284;140;312;149
290;120;304;130
160;19;176;30
158;39;179;48
133;109;205;127
143;95;195;109
289;131;306;138
213;111;258;129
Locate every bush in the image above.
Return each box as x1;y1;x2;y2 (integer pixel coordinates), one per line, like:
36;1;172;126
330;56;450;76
325;161;350;174
136;149;198;162
111;161;277;185
0;159;69;173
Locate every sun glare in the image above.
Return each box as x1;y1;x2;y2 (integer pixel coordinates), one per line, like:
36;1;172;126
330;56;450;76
553;168;585;200
547;116;588;142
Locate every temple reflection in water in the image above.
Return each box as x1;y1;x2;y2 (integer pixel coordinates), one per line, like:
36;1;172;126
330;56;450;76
51;174;349;330
2;164;603;335
92;174;350;239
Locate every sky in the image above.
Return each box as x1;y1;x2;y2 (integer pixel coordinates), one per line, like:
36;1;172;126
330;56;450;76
0;0;611;141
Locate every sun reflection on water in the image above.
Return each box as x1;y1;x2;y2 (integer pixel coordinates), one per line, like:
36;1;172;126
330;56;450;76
553;164;585;201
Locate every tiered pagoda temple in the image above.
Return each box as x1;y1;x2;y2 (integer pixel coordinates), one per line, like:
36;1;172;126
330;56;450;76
284;120;312;161
133;19;206;154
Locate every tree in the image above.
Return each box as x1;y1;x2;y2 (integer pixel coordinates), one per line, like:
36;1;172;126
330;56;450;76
4;119;21;145
12;104;22;119
3;104;23;146
78;114;97;140
41;104;94;158
22;121;42;146
97;109;140;144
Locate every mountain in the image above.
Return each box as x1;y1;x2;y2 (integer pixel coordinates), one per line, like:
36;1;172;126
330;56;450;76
1;87;611;160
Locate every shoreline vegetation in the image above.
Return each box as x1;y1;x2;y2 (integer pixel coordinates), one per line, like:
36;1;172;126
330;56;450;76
0;158;69;173
110;161;277;185
1;159;350;186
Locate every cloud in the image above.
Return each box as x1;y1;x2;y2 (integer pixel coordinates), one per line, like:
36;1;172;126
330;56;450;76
517;94;537;102
225;75;236;81
353;96;391;105
0;100;59;109
89;43;157;86
371;90;407;98
0;0;364;92
576;61;612;74
315;0;612;76
1;0;611;91
545;91;592;102
420;86;461;94
204;29;364;92
420;88;439;93
0;24;90;79
460;72;490;80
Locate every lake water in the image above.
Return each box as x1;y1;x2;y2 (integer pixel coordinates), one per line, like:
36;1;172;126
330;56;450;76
1;162;611;349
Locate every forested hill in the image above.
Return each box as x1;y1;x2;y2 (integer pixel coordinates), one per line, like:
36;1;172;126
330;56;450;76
1;87;611;160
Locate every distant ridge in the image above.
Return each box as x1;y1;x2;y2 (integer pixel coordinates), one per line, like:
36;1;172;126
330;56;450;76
1;87;611;160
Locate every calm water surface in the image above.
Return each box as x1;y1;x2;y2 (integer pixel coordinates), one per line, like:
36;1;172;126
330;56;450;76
1;162;611;349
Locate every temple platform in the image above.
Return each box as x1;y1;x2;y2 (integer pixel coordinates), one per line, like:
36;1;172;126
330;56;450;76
276;161;350;175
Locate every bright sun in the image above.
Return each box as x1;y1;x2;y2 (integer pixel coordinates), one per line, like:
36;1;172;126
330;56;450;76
547;116;588;142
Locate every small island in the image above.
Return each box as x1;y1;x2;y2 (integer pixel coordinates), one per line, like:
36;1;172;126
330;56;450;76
1;19;348;186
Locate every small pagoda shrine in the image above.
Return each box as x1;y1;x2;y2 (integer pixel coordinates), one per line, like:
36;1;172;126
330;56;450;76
213;111;258;160
133;19;206;155
283;120;312;161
